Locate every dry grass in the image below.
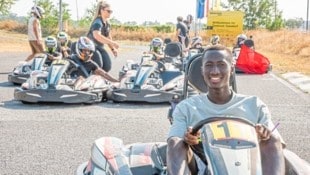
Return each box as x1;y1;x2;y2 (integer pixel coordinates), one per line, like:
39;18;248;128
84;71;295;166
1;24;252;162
0;27;309;76
0;30;30;52
246;29;310;75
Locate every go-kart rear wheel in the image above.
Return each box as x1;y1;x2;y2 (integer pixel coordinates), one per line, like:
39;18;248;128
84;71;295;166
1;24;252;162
101;91;108;102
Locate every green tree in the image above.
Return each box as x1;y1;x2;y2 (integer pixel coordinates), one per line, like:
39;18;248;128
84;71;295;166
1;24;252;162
35;0;71;35
76;2;96;27
0;0;17;15
226;0;284;30
285;18;304;29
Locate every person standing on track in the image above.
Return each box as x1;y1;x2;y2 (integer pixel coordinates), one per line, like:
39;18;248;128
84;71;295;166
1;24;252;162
87;0;119;72
176;16;189;51
25;6;45;61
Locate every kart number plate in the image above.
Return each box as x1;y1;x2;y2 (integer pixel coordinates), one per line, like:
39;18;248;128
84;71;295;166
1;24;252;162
209;120;256;142
52;59;68;65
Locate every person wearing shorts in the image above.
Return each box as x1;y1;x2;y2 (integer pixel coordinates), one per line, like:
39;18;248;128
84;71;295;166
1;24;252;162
26;6;45;61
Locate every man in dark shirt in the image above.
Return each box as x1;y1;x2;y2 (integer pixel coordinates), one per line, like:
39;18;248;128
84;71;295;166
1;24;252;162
87;1;119;72
176;16;189;50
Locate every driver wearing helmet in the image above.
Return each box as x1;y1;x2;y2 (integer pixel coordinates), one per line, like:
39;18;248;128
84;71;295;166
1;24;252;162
190;36;204;53
26;5;45;61
56;31;72;58
148;38;165;61
235;34;247;48
44;36;62;66
210;35;220;46
232;34;248;57
67;36;119;85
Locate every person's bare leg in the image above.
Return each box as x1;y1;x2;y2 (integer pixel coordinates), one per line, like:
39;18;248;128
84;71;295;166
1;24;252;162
25;41;35;61
74;76;85;90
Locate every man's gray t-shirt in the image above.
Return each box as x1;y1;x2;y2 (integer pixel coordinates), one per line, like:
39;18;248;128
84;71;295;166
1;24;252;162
168;91;282;140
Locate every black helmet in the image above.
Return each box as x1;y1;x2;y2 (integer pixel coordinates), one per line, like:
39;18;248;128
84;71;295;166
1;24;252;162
31;6;45;19
76;37;95;61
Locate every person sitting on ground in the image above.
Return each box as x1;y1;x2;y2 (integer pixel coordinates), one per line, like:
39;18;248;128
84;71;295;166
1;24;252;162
167;45;285;175
148;37;165;61
44;36;62;66
56;31;72;58
66;36;119;88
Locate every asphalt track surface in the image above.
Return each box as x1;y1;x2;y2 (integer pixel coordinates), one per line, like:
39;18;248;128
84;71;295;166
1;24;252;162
0;45;309;175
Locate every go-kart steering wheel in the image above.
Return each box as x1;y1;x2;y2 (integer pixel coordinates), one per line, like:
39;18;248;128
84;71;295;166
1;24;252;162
191;116;255;135
190;116;256;166
156;61;166;72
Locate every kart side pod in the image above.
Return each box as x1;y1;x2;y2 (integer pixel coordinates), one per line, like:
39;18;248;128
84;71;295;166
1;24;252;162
83;137;167;175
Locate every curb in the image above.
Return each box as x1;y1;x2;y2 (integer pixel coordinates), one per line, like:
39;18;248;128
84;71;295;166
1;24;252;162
282;72;310;94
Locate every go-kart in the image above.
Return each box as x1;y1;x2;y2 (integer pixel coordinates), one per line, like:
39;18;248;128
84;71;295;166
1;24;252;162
75;116;310;175
8;53;48;85
75;47;309;174
14;59;110;104
107;42;187;103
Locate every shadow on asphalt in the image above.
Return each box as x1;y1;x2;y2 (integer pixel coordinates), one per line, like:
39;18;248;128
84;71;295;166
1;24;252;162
100;100;170;109
0;99;92;110
1;99;170;110
0;81;17;87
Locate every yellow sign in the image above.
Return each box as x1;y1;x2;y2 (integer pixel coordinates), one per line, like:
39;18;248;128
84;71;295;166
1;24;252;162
52;59;68;65
209;120;255;142
206;11;244;43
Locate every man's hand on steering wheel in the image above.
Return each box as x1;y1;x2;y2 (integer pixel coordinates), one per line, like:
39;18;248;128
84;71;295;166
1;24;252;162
184;127;201;145
255;124;272;141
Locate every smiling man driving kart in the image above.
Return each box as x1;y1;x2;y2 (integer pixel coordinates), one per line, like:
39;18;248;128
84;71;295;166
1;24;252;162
67;36;119;88
167;45;285;175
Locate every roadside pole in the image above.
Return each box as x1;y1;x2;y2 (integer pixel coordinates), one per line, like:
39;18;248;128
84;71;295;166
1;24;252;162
307;0;309;31
58;0;63;32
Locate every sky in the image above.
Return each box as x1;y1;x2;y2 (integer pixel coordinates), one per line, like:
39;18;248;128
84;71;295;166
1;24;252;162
10;0;309;24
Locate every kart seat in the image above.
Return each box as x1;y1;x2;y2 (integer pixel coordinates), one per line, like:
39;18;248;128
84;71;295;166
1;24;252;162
164;42;182;58
187;54;208;93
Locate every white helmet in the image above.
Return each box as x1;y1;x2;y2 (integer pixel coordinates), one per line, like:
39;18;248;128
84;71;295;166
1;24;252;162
210;35;220;45
191;36;202;48
45;36;57;52
237;34;247;41
150;38;163;53
31;6;45;19
57;31;69;46
76;37;95;61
